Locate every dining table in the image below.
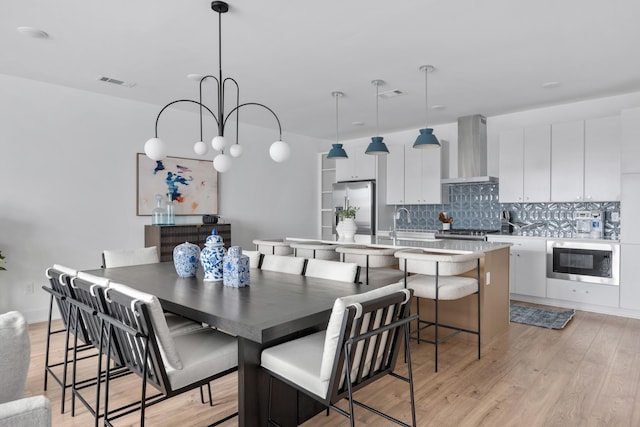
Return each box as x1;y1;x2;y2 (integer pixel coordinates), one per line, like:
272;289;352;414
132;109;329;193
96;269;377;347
84;261;403;427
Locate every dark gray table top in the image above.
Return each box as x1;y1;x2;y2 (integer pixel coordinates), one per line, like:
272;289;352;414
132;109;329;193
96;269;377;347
84;262;389;344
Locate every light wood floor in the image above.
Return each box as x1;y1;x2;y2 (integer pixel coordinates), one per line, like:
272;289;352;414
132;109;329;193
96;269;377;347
26;304;640;427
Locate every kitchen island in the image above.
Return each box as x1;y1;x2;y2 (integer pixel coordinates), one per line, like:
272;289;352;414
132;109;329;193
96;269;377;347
287;235;512;344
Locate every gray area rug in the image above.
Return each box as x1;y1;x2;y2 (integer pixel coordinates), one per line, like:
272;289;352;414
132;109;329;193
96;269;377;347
510;304;575;329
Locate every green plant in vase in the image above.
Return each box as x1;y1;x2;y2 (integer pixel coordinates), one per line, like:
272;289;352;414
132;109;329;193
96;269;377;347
338;206;359;220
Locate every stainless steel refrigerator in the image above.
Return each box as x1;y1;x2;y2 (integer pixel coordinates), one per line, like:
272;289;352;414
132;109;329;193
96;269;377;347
332;180;375;235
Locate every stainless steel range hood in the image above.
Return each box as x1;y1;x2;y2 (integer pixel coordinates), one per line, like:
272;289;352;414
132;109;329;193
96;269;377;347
441;114;498;184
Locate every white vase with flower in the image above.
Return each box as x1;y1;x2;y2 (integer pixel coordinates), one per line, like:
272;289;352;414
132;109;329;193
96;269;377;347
336;206;359;240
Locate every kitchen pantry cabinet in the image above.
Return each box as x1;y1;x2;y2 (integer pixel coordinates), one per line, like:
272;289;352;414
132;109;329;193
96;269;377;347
620;244;640;310
385;140;446;204
335;141;376;182
621;107;640;174
487;235;546;298
499;125;551;203
551;117;620;202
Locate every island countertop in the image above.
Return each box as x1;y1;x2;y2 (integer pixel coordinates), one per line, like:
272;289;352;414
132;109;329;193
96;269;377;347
286;234;512;254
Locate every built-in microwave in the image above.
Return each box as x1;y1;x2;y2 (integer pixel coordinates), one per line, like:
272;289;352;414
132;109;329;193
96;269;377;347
546;240;619;285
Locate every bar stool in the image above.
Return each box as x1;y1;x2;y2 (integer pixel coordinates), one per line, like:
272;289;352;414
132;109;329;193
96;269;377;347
335;245;398;285
289;242;339;261
252;239;293;256
394;249;482;372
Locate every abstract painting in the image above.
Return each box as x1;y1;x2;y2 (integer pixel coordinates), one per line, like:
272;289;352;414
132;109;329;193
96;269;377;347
137;154;218;216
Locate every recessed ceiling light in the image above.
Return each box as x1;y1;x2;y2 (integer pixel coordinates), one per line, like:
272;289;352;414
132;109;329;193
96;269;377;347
97;75;136;88
352;121;365;126
431;105;445;110
542;81;560;89
17;26;49;38
378;89;405;99
187;74;206;82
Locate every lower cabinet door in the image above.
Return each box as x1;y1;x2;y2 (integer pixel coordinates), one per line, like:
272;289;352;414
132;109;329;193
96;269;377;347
546;278;619;307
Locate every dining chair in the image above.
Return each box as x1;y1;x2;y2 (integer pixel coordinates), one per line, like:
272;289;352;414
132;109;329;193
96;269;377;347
335;245;398;285
290;242;340;260
101;246;159;268
0;311;51;427
242;250;263;268
42;265;94;414
395;249;482;372
260;254;306;275
96;282;238;426
261;283;417;426
67;273;208;426
304;258;360;283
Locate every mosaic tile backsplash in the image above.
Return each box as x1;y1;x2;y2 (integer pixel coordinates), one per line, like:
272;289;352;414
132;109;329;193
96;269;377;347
394;183;621;239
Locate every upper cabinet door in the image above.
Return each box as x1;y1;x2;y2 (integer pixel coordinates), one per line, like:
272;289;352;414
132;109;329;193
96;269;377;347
551;120;584;202
621;107;640;174
499;129;525;203
335;141;376;181
584;116;620;201
385;142;405;204
523;125;551;203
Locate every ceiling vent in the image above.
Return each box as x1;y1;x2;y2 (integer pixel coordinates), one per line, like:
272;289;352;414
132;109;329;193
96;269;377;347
97;75;136;88
378;89;405;99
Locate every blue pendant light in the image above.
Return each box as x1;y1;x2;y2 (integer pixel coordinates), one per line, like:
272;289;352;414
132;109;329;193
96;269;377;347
414;65;441;149
327;91;348;159
365;80;390;155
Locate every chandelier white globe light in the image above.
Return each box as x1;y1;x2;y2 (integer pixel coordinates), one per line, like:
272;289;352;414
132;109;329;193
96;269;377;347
143;1;290;172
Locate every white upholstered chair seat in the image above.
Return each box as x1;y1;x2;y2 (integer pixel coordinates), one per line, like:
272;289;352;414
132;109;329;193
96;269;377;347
102;246;159;268
166;328;238;390
290;242;339;261
260;254;306;275
403;274;478;300
253;239;293;256
260;330;326;398
304;259;359;283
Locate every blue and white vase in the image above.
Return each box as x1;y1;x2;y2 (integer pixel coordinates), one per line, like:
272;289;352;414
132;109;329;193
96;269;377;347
223;246;250;288
201;229;226;282
173;242;200;278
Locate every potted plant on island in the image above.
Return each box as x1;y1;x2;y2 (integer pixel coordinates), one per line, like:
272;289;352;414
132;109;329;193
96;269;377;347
336;206;359;240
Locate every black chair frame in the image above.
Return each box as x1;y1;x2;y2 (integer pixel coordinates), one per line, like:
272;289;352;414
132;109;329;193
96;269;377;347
42;268;98;414
97;287;238;427
265;290;418;427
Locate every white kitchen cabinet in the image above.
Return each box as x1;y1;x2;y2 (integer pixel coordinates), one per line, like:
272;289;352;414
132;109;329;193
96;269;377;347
551;116;621;202
621;107;640;174
621;173;640;244
386;140;445;205
335;141;376;182
498;125;550;203
584;116;620;201
487;236;546;298
620;244;640;310
551;120;585;202
385;143;405;204
547;278;619;308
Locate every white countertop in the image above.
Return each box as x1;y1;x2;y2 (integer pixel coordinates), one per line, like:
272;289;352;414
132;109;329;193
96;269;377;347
286;235;512;255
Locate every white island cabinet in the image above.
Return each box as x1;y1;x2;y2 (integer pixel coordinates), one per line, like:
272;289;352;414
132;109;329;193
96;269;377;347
487;235;546;298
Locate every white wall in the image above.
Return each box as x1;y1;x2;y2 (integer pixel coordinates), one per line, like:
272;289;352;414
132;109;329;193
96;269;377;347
0;74;323;322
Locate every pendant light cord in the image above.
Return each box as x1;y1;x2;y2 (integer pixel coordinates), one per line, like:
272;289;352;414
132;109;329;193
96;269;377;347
424;68;428;127
375;82;380;137
335;93;339;143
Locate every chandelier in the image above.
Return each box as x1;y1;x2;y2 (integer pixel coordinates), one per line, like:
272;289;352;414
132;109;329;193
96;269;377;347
143;1;290;173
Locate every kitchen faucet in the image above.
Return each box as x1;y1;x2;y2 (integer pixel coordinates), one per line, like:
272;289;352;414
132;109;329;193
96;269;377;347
391;207;411;238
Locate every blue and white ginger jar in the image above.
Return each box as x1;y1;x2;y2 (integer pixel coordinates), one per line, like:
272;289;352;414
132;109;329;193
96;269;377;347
223;246;250;288
201;230;226;282
173;242;200;278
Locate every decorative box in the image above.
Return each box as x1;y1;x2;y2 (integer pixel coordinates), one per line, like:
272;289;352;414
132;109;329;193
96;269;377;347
222;246;250;288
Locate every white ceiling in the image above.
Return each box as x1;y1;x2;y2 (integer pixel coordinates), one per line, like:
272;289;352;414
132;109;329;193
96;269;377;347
3;0;640;141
